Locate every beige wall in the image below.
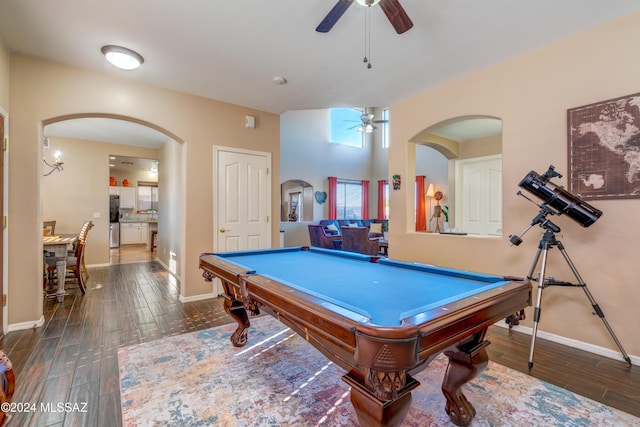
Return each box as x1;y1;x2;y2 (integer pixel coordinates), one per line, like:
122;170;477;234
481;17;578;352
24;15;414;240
389;12;640;356
8;55;280;326
158;139;184;280
42;136;160;266
0;38;8;108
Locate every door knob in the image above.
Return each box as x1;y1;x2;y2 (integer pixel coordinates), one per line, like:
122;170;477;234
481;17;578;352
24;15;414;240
219;227;228;233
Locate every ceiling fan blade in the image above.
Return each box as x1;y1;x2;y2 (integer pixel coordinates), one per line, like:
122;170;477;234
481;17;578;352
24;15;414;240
379;0;413;34
316;0;355;33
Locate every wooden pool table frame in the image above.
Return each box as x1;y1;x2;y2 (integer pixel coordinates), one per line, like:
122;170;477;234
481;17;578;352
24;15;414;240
200;248;531;427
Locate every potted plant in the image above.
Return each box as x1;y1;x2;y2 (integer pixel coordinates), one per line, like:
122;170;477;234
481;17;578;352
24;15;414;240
442;206;449;230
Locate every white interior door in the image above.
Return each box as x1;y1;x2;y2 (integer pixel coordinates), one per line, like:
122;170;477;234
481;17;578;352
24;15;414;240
455;155;502;236
214;146;271;252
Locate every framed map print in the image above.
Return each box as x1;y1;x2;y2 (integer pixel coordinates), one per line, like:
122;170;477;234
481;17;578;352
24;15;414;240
567;92;640;200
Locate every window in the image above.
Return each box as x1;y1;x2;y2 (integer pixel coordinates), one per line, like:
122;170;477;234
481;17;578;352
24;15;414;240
336;180;362;219
330;108;363;148
137;182;158;211
384;183;389;218
382;108;390;148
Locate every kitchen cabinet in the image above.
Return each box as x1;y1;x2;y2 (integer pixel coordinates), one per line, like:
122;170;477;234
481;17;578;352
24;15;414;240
109;186;136;209
140;223;149;244
119;187;136;209
120;222;149;245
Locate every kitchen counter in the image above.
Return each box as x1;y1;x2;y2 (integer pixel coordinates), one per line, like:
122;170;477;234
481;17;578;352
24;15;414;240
120;219;157;223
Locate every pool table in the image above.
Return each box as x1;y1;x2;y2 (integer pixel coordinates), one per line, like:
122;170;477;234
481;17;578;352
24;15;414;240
199;247;531;427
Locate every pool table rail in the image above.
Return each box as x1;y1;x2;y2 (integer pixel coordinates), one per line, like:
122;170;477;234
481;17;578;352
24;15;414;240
408;280;532;356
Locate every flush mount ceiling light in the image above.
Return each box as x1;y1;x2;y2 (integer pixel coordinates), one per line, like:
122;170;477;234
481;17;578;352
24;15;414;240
101;45;144;70
273;76;287;85
355;0;381;6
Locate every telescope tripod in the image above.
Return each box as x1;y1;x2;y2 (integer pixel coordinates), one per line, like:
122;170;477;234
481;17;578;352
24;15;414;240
525;228;632;371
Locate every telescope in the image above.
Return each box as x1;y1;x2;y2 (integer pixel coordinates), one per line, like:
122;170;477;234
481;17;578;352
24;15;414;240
517;165;602;227
509;165;602;246
507;166;631;370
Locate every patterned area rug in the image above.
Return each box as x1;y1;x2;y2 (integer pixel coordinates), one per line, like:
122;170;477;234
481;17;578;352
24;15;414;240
119;316;637;426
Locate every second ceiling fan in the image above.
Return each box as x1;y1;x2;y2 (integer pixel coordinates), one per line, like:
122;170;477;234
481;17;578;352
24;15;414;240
316;0;413;35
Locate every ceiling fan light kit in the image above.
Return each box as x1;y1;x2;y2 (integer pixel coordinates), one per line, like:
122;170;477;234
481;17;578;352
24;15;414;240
357;113;377;132
356;0;381;6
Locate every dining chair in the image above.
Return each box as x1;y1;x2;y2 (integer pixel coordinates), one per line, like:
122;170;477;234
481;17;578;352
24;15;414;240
66;221;94;292
43;220;56;236
42;220;58;289
45;221;94;294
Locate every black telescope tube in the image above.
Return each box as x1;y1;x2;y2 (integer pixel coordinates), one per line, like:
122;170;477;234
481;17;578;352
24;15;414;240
518;171;602;227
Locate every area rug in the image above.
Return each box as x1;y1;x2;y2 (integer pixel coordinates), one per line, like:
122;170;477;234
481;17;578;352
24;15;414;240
119;316;637;426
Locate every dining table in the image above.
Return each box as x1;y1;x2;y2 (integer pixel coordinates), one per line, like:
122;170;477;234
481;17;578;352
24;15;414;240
43;234;78;302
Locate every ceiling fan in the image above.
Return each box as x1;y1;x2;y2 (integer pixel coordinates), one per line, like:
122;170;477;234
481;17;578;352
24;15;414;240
352;112;388;133
316;0;413;35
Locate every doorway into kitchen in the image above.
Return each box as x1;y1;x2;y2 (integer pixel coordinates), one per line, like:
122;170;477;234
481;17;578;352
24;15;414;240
109;155;159;265
110;245;156;265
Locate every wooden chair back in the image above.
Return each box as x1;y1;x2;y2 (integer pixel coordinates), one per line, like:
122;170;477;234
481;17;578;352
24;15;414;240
75;221;94;256
78;221;94;244
43;221;56;236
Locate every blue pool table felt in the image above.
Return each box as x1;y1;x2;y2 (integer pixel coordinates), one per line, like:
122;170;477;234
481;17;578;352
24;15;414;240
215;248;509;326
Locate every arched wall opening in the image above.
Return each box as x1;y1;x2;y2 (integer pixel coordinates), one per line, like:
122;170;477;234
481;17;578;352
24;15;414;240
40;113;185;276
409;115;502;235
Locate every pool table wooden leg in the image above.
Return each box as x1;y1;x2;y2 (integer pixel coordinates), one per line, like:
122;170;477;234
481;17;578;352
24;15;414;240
223;298;250;347
441;331;490;427
343;372;419;427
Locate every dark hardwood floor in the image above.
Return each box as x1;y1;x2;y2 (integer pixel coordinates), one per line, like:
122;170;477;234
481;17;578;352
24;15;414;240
1;257;638;425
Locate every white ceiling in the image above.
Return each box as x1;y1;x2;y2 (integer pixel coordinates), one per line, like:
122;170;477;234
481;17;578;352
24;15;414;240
109;155;158;175
1;1;639;144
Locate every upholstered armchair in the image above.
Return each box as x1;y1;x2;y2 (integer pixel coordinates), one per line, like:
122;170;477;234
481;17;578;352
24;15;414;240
308;225;342;249
340;226;381;256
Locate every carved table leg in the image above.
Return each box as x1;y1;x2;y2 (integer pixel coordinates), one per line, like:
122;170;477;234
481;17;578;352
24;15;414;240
441;331;490;427
343;372;419;427
223;298;250;347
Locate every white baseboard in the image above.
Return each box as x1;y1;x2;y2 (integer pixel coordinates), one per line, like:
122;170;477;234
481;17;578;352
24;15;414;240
8;315;45;332
86;262;110;269
494;321;639;366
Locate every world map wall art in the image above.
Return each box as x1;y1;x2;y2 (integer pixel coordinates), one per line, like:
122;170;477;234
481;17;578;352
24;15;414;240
567;92;640;200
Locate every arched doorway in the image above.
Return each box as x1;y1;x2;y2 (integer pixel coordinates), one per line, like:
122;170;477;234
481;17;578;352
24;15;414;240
41;114;184;272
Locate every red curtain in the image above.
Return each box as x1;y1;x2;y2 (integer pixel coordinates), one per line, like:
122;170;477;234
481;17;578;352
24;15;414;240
377;180;388;219
361;180;370;219
328;176;337;220
415;176;427;231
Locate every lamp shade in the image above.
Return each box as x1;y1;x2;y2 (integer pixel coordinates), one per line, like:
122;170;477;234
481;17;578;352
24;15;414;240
426;183;435;198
